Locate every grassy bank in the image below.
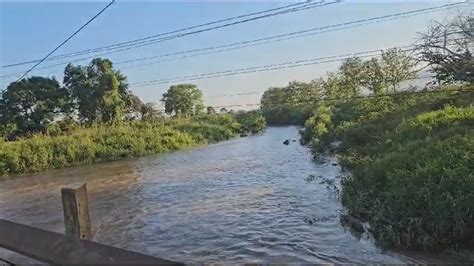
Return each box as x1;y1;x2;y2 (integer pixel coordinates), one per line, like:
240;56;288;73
0;114;248;175
302;85;474;250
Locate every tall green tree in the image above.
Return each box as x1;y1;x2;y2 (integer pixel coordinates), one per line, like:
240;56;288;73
1;76;69;133
322;72;341;99
380;48;416;92
0;98;17;138
63;58;129;124
362;58;386;94
339;57;365;96
161;84;204;116
261;81;324;125
360;49;415;94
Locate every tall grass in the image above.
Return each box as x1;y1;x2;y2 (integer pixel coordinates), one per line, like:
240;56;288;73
0;114;244;175
302;85;474;250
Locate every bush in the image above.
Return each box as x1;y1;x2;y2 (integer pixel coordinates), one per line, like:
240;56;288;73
235;110;267;134
46;123;62;137
303;85;474;250
0;115;241;175
343;133;473;249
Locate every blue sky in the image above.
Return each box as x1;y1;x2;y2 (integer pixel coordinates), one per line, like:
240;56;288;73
0;1;470;108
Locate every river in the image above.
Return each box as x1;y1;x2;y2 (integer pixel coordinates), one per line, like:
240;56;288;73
0;126;437;263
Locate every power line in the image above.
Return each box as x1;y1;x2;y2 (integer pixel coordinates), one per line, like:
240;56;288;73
45;1;328;60
44;0;314;60
129;34;469;88
129;46;414;87
14;1;115;81
42;1;336;60
116;2;467;69
2;0;338;68
0;1;467;79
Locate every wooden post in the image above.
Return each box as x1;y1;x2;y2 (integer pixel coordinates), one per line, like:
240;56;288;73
61;183;92;240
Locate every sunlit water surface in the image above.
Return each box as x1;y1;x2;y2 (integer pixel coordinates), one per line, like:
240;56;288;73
1;127;447;263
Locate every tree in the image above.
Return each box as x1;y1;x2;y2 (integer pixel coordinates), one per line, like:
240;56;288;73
235;110;267;134
260;81;323;125
207;106;216;114
287;81;323;104
362;58;386;94
323;72;344;99
0;98;17;138
360;49;415;94
161;84;204;116
380;48;416;92
416;13;473;83
140;102;161;121
63;58;129;124
220;107;228;113
339;57;365;96
2;76;69;133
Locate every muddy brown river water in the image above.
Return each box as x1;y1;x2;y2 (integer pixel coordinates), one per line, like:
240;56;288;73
0;127;459;263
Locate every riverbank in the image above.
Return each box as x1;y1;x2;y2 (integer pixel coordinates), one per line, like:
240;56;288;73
0;114;262;175
301;84;474;251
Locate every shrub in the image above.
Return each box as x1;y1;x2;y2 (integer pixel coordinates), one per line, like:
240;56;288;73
343;134;473;249
0;115;241;175
235;110;267;134
303;84;474;250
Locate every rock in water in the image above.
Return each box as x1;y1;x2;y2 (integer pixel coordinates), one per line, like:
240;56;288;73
283;140;290;145
292;139;297;142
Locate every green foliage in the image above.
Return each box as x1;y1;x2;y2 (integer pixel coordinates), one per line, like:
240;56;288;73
1;76;70;134
0;115;242;175
161;84;204;116
302;105;332;148
339;57;365;96
343;132;473;250
46;123;62;137
261;81;323;125
174;122;235;143
165;114;241;143
235;110;267;134
303;85;474;250
63;58;129;124
380;48;416;92
0;122;17;139
261;50;415;125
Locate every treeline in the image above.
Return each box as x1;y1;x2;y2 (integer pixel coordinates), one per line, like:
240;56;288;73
261;48;416;125
0;59;266;175
261;13;472;126
262;14;473;250
0;59;265;139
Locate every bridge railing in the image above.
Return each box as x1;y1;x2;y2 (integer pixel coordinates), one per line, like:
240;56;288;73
0;183;183;265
